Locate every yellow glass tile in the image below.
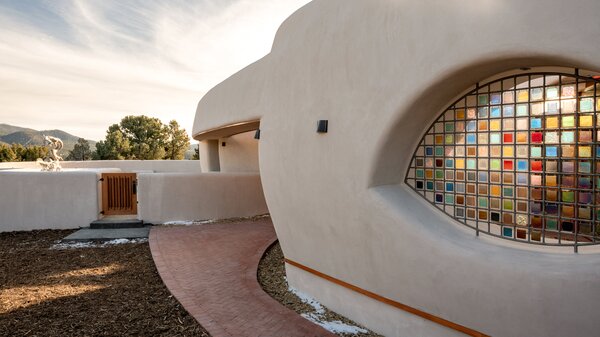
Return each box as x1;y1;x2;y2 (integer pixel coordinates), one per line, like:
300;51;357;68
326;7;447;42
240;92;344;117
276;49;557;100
503;146;514;157
546;175;557;187
580;115;593;127
546;117;559;129
490;120;501;131
456;159;465;169
426;170;434;179
579;146;592;158
490;185;501;197
516;133;528;143
478;121;488;131
517;90;529;102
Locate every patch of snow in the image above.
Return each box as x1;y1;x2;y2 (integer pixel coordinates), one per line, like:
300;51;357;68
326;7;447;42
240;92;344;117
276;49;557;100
163;219;216;225
289;286;369;335
302;313;369;335
50;238;148;250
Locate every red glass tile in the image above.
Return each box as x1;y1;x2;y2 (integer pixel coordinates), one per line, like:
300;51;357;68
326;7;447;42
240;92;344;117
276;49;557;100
503;160;514;170
531;132;543;143
503;133;514;143
531;161;543;171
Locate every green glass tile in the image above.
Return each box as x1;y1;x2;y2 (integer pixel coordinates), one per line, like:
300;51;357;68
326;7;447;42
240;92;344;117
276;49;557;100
435;170;444;179
478;94;489;105
562;116;575;128
503;200;514;211
445;123;455;132
435;147;444;156
490;159;501;170
467;159;476;170
478;197;488;208
561;131;575;143
416;169;424;178
445;135;454;144
562;190;575;203
546;219;558;231
503;187;514;197
579;162;592;174
445;194;454;205
531;147;542;157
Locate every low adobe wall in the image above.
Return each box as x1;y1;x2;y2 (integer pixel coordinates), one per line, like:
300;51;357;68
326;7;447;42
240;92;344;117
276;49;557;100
137;173;268;224
0;160;202;173
0;171;100;232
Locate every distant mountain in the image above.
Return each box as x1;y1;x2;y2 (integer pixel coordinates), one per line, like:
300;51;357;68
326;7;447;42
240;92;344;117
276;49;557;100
0;124;96;155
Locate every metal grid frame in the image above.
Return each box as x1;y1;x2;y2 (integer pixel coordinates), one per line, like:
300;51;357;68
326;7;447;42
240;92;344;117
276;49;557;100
405;70;600;252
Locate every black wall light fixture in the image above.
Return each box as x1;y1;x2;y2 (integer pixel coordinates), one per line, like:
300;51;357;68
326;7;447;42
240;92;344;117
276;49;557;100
317;120;328;133
221;142;226;147
254;129;261;140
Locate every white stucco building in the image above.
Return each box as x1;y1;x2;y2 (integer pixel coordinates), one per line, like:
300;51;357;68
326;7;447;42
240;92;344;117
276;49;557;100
193;1;600;336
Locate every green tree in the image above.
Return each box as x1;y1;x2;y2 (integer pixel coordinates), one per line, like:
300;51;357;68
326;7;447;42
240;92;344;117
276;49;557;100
164;120;190;160
95;126;131;160
66;138;93;161
19;145;48;162
0;144;16;162
192;145;200;160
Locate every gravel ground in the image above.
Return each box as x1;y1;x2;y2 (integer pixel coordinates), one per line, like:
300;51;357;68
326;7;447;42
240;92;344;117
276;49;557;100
258;242;383;337
0;229;209;337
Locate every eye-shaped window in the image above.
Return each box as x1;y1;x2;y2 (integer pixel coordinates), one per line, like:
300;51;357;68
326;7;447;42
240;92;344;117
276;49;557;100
406;72;600;249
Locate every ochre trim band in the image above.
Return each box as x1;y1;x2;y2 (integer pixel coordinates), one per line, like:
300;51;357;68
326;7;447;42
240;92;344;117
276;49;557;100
284;258;489;337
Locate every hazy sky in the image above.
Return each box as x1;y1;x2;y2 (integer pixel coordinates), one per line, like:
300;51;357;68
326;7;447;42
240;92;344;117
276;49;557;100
0;0;310;141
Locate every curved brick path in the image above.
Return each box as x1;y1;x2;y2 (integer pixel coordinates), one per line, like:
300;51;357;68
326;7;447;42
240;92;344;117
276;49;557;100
149;218;335;337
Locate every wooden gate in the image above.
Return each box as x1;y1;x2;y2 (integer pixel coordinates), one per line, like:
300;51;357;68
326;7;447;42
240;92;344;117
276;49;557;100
101;173;138;216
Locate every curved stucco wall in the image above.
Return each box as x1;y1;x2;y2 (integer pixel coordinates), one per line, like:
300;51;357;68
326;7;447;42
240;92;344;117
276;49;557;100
194;1;600;336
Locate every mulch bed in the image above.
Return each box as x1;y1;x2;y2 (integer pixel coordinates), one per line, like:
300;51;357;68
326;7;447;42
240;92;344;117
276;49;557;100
258;242;382;337
0;230;209;337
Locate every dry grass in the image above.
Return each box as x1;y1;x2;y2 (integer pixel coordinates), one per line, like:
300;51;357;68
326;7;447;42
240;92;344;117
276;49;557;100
0;230;209;337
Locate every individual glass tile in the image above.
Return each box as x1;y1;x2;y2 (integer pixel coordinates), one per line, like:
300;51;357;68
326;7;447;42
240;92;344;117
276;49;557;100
490;172;501;183
561;132;575;143
478;94;489;106
531;188;543;200
455;122;465;132
546;86;559;99
502;227;514;238
516;132;528;144
531;102;544;115
456;171;465;180
436;181;445;191
478;184;488;196
503;173;514;184
517;173;528;185
435;135;444;144
579;130;593;142
435;194;444;203
425;158;434;167
445;147;455;156
531;174;542;186
503;187;514;198
562;116;575;128
546;175;558;187
516;104;529;116
456;196;465;205
445;159;454;168
425;170;434;179
426;147;434;156
490;198;501;209
561;221;575;232
467;108;476;119
561;101;577;116
546;161;558;172
517;160;528;171
503;200;514;211
455;134;465;145
516;118;528;130
517;187;528;199
436;159;444;167
416;158;425;167
416;181;424;189
597;146;600;157
545;132;559;144
561;145;575;158
530;118;542;129
530;202;543;214
530;231;542;242
579;176;592;189
445;122;455;132
503;146;514;157
546;146;558;157
503;92;514;104
562;205;575;218
478;210;488;221
490;119;501;131
436;147;444;156
467;146;476;156
466;209;477;219
546;204;559;215
546;219;558;231
467;159;476;170
478;133;488;144
466;195;476;206
478;147;488;157
531;132;543;143
562;161;575;173
478;121;489;131
446;170;454;180
579;192;593;204
490;185;501;197
562;175;576;188
503;213;514;225
579;161;592;174
455;159;465;169
546;117;559;129
531;87;544;101
490;106;501;118
435;170;444;179
561;84;576;98
466;134;477;144
531;161;543;171
445;135;454;144
517;90;529;103
445;182;454;192
579;146;592;158
490;133;501;144
478;107;489;118
467;171;477;182
503;133;514;143
416;169;425;178
503;160;514;170
478;171;488;182
466;121;477;132
503;105;514;117
490;159;501;171
478;197;488;208
426;181;434;190
531;147;542;157
491;212;501;222
478;159;488;170
546;101;560;114
445;194;454;205
456;146;465;156
581;98;594;112
490;93;502;105
456;109;465;119
491;146;501;157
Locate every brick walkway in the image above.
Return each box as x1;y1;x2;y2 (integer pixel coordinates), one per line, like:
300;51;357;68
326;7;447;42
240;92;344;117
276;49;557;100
149;218;335;337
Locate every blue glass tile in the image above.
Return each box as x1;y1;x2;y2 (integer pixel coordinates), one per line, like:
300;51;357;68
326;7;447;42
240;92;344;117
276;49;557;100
516;104;529;116
446;182;454;192
426;181;434;190
466;134;477;144
546;204;559;215
425;147;434;156
490;106;501;118
466;121;476;131
467;159;476;170
579;162;591;174
503;227;513;237
478;172;488;182
490;133;501;144
530;118;542;129
478;107;488;118
490;93;501;105
596;146;600;157
517;160;528;171
517;173;528;185
546;146;558;157
446;159;454;168
503;106;514;117
416;169;424;178
456;183;465;193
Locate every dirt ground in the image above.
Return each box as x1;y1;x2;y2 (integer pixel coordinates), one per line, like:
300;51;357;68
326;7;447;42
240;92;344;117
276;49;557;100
0;230;209;337
258;242;382;337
